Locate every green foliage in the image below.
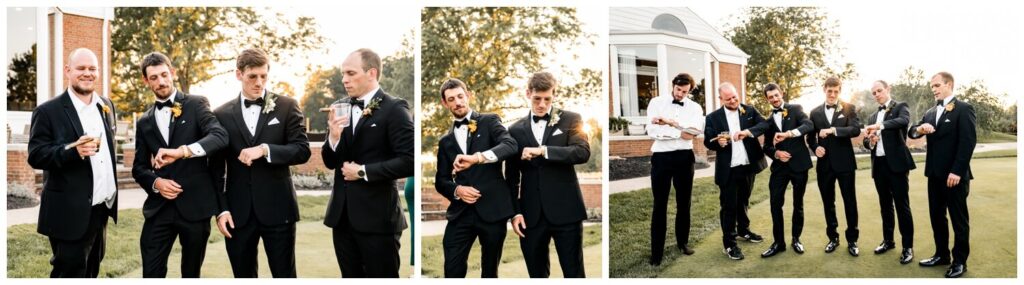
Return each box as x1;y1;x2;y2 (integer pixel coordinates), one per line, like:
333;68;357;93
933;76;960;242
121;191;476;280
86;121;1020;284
110;7;327;118
884;66;1016;135
300;67;346;132
725;7;856;114
610;116;631;132
380;32;416;105
7;43;36;111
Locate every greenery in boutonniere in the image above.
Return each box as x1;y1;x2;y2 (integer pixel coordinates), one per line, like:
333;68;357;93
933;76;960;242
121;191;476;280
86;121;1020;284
263;93;278;114
548;108;561;127
362;96;383;117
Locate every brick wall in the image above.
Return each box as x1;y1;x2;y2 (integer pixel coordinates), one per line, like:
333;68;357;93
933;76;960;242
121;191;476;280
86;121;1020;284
61;14;108;96
7;144;36;190
610;135;708;160
421;179;603;221
720;62;743;101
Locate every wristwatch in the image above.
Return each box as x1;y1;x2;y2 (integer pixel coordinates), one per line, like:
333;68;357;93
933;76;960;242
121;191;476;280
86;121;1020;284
357;169;366;179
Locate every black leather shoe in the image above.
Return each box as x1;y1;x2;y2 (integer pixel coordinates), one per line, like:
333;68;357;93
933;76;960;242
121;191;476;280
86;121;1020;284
792;240;805;254
738;232;764;243
899;248;914;264
824;239;840;253
919;255;952;267
761;243;786;258
848;242;860;256
724;246;744;260
945;263;967;278
874;241;896;254
679;244;695;255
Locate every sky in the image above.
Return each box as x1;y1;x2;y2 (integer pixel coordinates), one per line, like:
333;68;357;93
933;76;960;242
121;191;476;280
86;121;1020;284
691;3;1022;107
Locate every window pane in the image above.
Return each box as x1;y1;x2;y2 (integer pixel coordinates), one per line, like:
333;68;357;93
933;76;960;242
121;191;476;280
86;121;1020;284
7;7;38;112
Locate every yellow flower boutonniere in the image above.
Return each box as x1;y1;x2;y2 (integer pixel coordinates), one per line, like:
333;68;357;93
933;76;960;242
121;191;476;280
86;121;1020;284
782;108;789;118
468;119;478;133
945;103;954;112
101;104;111;115
171;102;182;118
548;108;561;127
738;105;747;115
362;97;383;117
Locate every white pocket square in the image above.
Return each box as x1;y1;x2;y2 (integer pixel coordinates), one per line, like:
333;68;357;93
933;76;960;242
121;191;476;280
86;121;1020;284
838;114;846;119
371;123;377;127
180;120;186;124
945;119;951;122
552;129;564;136
268;118;280;125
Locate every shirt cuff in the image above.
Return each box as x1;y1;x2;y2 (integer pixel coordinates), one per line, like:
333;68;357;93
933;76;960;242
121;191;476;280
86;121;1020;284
151;181;159;193
361;165;369;181
217;211;230;218
262;143;271;163
329;137;340;151
791;130;802;137
187;143;206;157
453;187;461;200
879;124;886;130
542;146;549;159
481;150;498;164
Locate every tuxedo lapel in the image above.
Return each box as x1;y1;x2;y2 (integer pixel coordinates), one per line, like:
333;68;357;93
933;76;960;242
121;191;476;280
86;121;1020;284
829;104;841;127
166;91;185;144
252;93;274;142
353;91;385;136
230;96;255;145
541;110;559;145
935;98;955;129
519;117;539;148
59;93;86;137
465;112;481;153
143;106;167;147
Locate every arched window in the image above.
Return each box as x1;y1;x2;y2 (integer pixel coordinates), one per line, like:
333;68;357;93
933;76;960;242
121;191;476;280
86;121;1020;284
651;13;687;35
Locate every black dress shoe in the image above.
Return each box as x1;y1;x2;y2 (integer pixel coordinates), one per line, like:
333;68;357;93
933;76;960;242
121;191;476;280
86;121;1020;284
679;244;695;255
724;246;744;260
874;241;896;254
792;240;805;254
899;248;914;264
738;232;764;243
824;239;840;253
848;242;860;256
919;255;952;267
761;243;786;258
945;263;967;278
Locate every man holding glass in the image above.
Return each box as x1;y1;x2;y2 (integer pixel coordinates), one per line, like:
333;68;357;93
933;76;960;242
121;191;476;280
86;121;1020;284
210;48;311;277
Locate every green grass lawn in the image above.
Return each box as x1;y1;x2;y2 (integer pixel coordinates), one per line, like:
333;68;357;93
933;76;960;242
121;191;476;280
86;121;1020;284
977;131;1017;143
610;151;1017;278
7;195;413;278
421;224;602;278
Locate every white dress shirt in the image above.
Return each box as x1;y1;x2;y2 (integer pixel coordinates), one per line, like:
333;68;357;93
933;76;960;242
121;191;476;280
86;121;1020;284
874;99;892;156
825;103;836;125
453;110;498;163
935;95;955;125
529;106;554;158
328;87;378;181
68;88;116;207
645;96;704;152
725;108;749;167
770;102;803;137
239;91;270;162
155;89;206;157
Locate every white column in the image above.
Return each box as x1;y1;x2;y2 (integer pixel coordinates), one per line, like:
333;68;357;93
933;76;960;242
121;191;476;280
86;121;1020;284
102;8;112;98
36;7;50;105
609;45;621;118
656;44;669;101
52;9;64;96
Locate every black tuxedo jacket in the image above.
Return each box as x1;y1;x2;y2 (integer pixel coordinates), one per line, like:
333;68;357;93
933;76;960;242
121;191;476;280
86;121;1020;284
435;112;518;223
703;104;769;186
863;101;917;177
807;102;862;173
28;91;119;240
762;104;815;173
504;109;590;226
133;91;228;221
211;92;311;228
322;89;413;234
909;97;976;179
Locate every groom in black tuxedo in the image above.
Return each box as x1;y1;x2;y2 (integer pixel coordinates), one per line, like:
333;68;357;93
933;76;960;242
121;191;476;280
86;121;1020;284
210;48;311;278
505;72;591;278
322;48;413;278
434;78;518;278
132;52;228;278
28;48;118;278
909;72;976;278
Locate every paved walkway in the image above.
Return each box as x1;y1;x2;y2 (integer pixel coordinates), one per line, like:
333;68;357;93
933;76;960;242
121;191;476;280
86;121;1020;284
610;142;1017;194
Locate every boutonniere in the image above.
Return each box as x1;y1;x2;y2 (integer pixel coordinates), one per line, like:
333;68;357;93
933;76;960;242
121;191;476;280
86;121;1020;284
548;108;561;127
738;105;747;115
362;96;383;117
468;119;478;133
945;102;954;112
101;104;111;116
262;93;277;114
171;102;182;118
836;103;844;113
782;108;789;118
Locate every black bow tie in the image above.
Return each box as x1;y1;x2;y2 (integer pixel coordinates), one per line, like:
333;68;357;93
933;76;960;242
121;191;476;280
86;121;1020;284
671;100;685;107
352;99;365;109
879;105;888;111
155;100;173;110
244;97;264;108
453;119;469;129
936;100;944;107
826;104;837;110
532;114;551;123
772;108;783;114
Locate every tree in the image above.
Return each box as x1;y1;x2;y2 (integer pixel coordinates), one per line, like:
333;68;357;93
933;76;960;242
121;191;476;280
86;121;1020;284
725;7;856;114
300;67;346;132
7;44;36;111
890;66;1015;135
110;7;326;118
380;32;415;104
420;7;595;153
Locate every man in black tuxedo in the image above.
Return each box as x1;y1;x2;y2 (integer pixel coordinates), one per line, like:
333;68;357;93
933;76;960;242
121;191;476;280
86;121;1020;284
322;48;413;278
210;48;311;278
131;52;228;278
806;77;862;256
703;82;769;260
434;78;518;277
862;80;917;264
505;72;590;278
28;48;118;278
908;72;976;278
758;83;814;258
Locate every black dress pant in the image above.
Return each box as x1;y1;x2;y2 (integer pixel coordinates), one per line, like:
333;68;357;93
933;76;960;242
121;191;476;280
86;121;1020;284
520;212;585;278
817;166;859;242
140;204;211;278
224;206;297;278
442;209;507;278
49;204;109;278
927;176;970;265
332;209;401;278
768;166;808;244
649;149;695;261
719;165;755;249
873;157;914;248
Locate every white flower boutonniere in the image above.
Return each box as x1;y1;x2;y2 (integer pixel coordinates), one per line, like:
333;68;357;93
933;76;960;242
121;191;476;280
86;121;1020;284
263;93;278;114
362;97;383;117
548;108;561;127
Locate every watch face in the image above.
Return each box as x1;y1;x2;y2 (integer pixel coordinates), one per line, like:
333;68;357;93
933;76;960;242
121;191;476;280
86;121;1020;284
358;169;366;177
